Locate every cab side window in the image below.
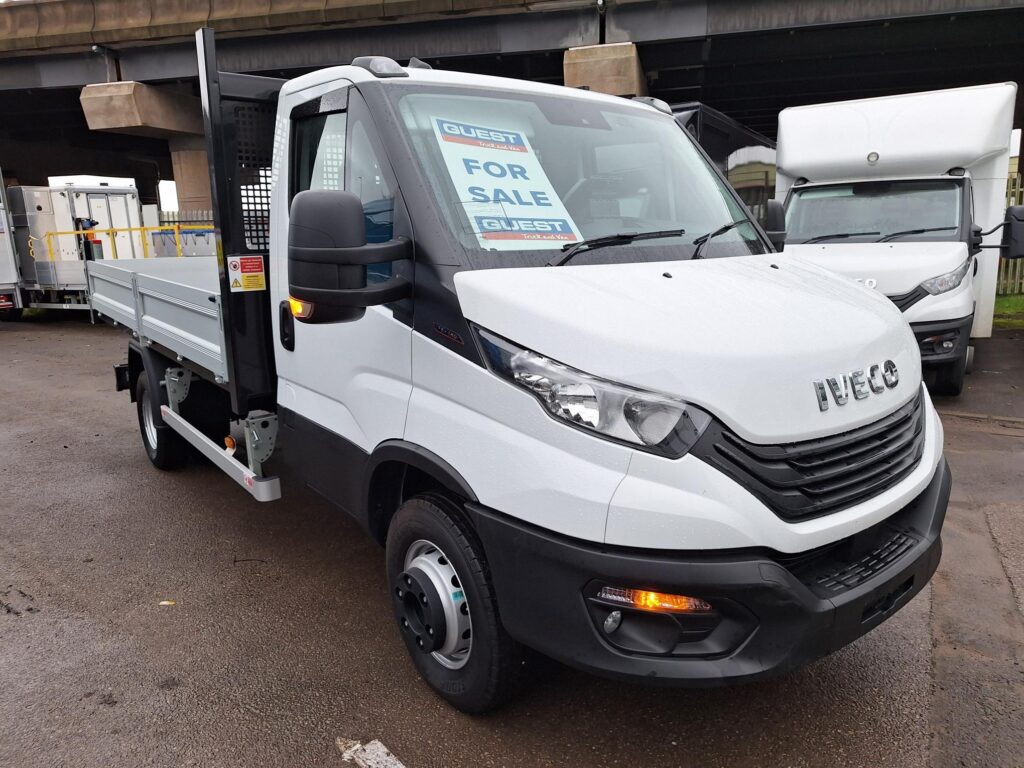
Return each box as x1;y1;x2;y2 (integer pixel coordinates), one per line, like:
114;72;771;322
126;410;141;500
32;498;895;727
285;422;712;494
292;91;396;282
293;113;346;193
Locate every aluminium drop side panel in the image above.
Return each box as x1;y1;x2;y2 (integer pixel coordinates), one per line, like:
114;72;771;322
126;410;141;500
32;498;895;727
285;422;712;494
196;27;285;414
87;256;228;381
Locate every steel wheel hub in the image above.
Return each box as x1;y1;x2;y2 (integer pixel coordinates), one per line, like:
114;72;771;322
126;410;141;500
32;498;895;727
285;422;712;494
396;539;472;670
142;389;158;448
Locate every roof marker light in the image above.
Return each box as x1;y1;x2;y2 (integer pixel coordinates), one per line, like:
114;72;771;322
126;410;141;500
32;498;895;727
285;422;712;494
351;56;408;78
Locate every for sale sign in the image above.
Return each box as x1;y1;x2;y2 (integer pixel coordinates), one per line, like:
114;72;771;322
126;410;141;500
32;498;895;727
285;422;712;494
432;117;582;251
227;255;266;292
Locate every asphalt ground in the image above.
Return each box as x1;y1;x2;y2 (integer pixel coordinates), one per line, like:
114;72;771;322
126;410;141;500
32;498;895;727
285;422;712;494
1;315;1022;768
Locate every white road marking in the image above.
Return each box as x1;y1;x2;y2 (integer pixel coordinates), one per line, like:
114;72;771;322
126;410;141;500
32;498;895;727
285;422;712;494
336;738;407;768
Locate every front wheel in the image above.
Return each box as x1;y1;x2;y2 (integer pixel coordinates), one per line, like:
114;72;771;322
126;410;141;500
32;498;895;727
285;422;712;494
385;494;527;713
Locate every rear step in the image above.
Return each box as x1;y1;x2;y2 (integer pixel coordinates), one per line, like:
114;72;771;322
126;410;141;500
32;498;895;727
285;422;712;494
161;406;282;502
160;367;281;502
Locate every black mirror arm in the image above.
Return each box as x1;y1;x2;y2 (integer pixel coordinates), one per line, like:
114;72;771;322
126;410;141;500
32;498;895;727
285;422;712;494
289;237;410;266
292;275;412;307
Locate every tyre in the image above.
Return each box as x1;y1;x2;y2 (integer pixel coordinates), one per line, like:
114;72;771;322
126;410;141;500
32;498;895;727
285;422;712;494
386;493;527;713
135;373;190;470
0;307;23;322
931;348;968;397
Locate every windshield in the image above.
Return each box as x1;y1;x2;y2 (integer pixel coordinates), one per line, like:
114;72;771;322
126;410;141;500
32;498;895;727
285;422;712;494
387;84;766;267
786;180;962;244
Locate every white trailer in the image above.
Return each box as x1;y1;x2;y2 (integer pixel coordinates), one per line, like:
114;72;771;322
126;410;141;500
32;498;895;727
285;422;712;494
86;29;1024;713
6;183;145;311
776;83;1018;395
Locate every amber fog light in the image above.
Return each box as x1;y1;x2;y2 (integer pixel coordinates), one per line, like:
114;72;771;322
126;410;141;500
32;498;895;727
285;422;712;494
597;586;712;613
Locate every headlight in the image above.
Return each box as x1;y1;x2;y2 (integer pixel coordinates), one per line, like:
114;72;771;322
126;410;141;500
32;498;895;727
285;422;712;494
919;258;971;295
475;328;711;458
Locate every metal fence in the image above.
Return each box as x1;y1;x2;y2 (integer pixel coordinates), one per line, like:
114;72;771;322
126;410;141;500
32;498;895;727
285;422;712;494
998;172;1023;295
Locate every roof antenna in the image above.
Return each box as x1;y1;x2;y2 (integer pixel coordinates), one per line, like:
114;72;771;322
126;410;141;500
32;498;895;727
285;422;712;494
407;57;432;70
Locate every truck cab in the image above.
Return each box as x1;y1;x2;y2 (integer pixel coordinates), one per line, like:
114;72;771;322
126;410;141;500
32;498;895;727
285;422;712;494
91;31;958;712
777;83;1018;395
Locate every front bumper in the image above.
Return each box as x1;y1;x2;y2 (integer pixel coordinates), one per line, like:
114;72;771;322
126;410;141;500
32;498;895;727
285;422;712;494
468;457;950;685
911;314;973;365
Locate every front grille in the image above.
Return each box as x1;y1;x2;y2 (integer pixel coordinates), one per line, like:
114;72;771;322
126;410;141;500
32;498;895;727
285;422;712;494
692;389;926;522
888;286;929;312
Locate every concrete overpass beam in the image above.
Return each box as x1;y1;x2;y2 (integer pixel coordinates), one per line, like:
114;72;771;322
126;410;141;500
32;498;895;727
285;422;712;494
564;42;647;97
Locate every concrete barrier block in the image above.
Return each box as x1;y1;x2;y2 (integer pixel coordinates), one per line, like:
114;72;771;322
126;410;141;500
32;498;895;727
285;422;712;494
450;0;524;12
91;0;154;43
323;0;386;24
564;42;648;97
267;0;328;28
81;81;204;137
148;0;213;39
382;0;454;18
209;0;271;31
34;0;95;49
0;3;40;53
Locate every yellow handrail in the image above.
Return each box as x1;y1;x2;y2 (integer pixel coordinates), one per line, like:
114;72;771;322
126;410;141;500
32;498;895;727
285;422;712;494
40;224;215;261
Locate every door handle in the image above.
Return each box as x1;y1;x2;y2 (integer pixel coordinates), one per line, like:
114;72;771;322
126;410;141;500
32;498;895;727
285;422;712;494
279;300;295;351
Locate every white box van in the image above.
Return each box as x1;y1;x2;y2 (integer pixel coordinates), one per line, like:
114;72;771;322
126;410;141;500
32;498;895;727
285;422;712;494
777;83;1018;395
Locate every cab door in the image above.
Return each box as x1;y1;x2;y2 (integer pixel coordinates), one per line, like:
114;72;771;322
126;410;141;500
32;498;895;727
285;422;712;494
272;84;413;495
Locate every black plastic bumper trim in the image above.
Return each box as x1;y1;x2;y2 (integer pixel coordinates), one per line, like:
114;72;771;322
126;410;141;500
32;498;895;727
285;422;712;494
911;314;973;364
466;458;950;686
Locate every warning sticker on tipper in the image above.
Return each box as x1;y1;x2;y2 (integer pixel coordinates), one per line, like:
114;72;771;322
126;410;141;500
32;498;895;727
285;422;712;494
227;255;266;292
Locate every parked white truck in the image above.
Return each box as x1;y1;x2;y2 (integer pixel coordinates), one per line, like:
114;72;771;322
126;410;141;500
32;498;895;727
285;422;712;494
89;30;1024;713
776;83;1018;395
0;181;146;316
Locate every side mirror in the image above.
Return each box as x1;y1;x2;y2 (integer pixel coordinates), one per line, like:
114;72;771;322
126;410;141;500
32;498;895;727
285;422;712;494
969;223;984;255
764;199;787;252
1003;205;1024;260
288;190;411;323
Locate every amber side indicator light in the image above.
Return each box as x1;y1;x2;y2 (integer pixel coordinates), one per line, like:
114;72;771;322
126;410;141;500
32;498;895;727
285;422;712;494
597;586;712;613
288;296;314;320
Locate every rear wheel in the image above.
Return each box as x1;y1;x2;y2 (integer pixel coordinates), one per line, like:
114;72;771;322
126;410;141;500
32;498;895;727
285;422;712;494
385;493;527;713
0;307;22;322
135;374;189;470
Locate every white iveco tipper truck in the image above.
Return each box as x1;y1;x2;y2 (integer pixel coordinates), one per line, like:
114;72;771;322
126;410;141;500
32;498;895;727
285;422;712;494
91;29;1002;713
777;83;1020;395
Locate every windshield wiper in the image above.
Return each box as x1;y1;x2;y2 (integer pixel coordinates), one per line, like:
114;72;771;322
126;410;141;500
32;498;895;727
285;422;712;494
547;228;685;267
875;226;958;242
799;231;881;245
690;219;747;260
